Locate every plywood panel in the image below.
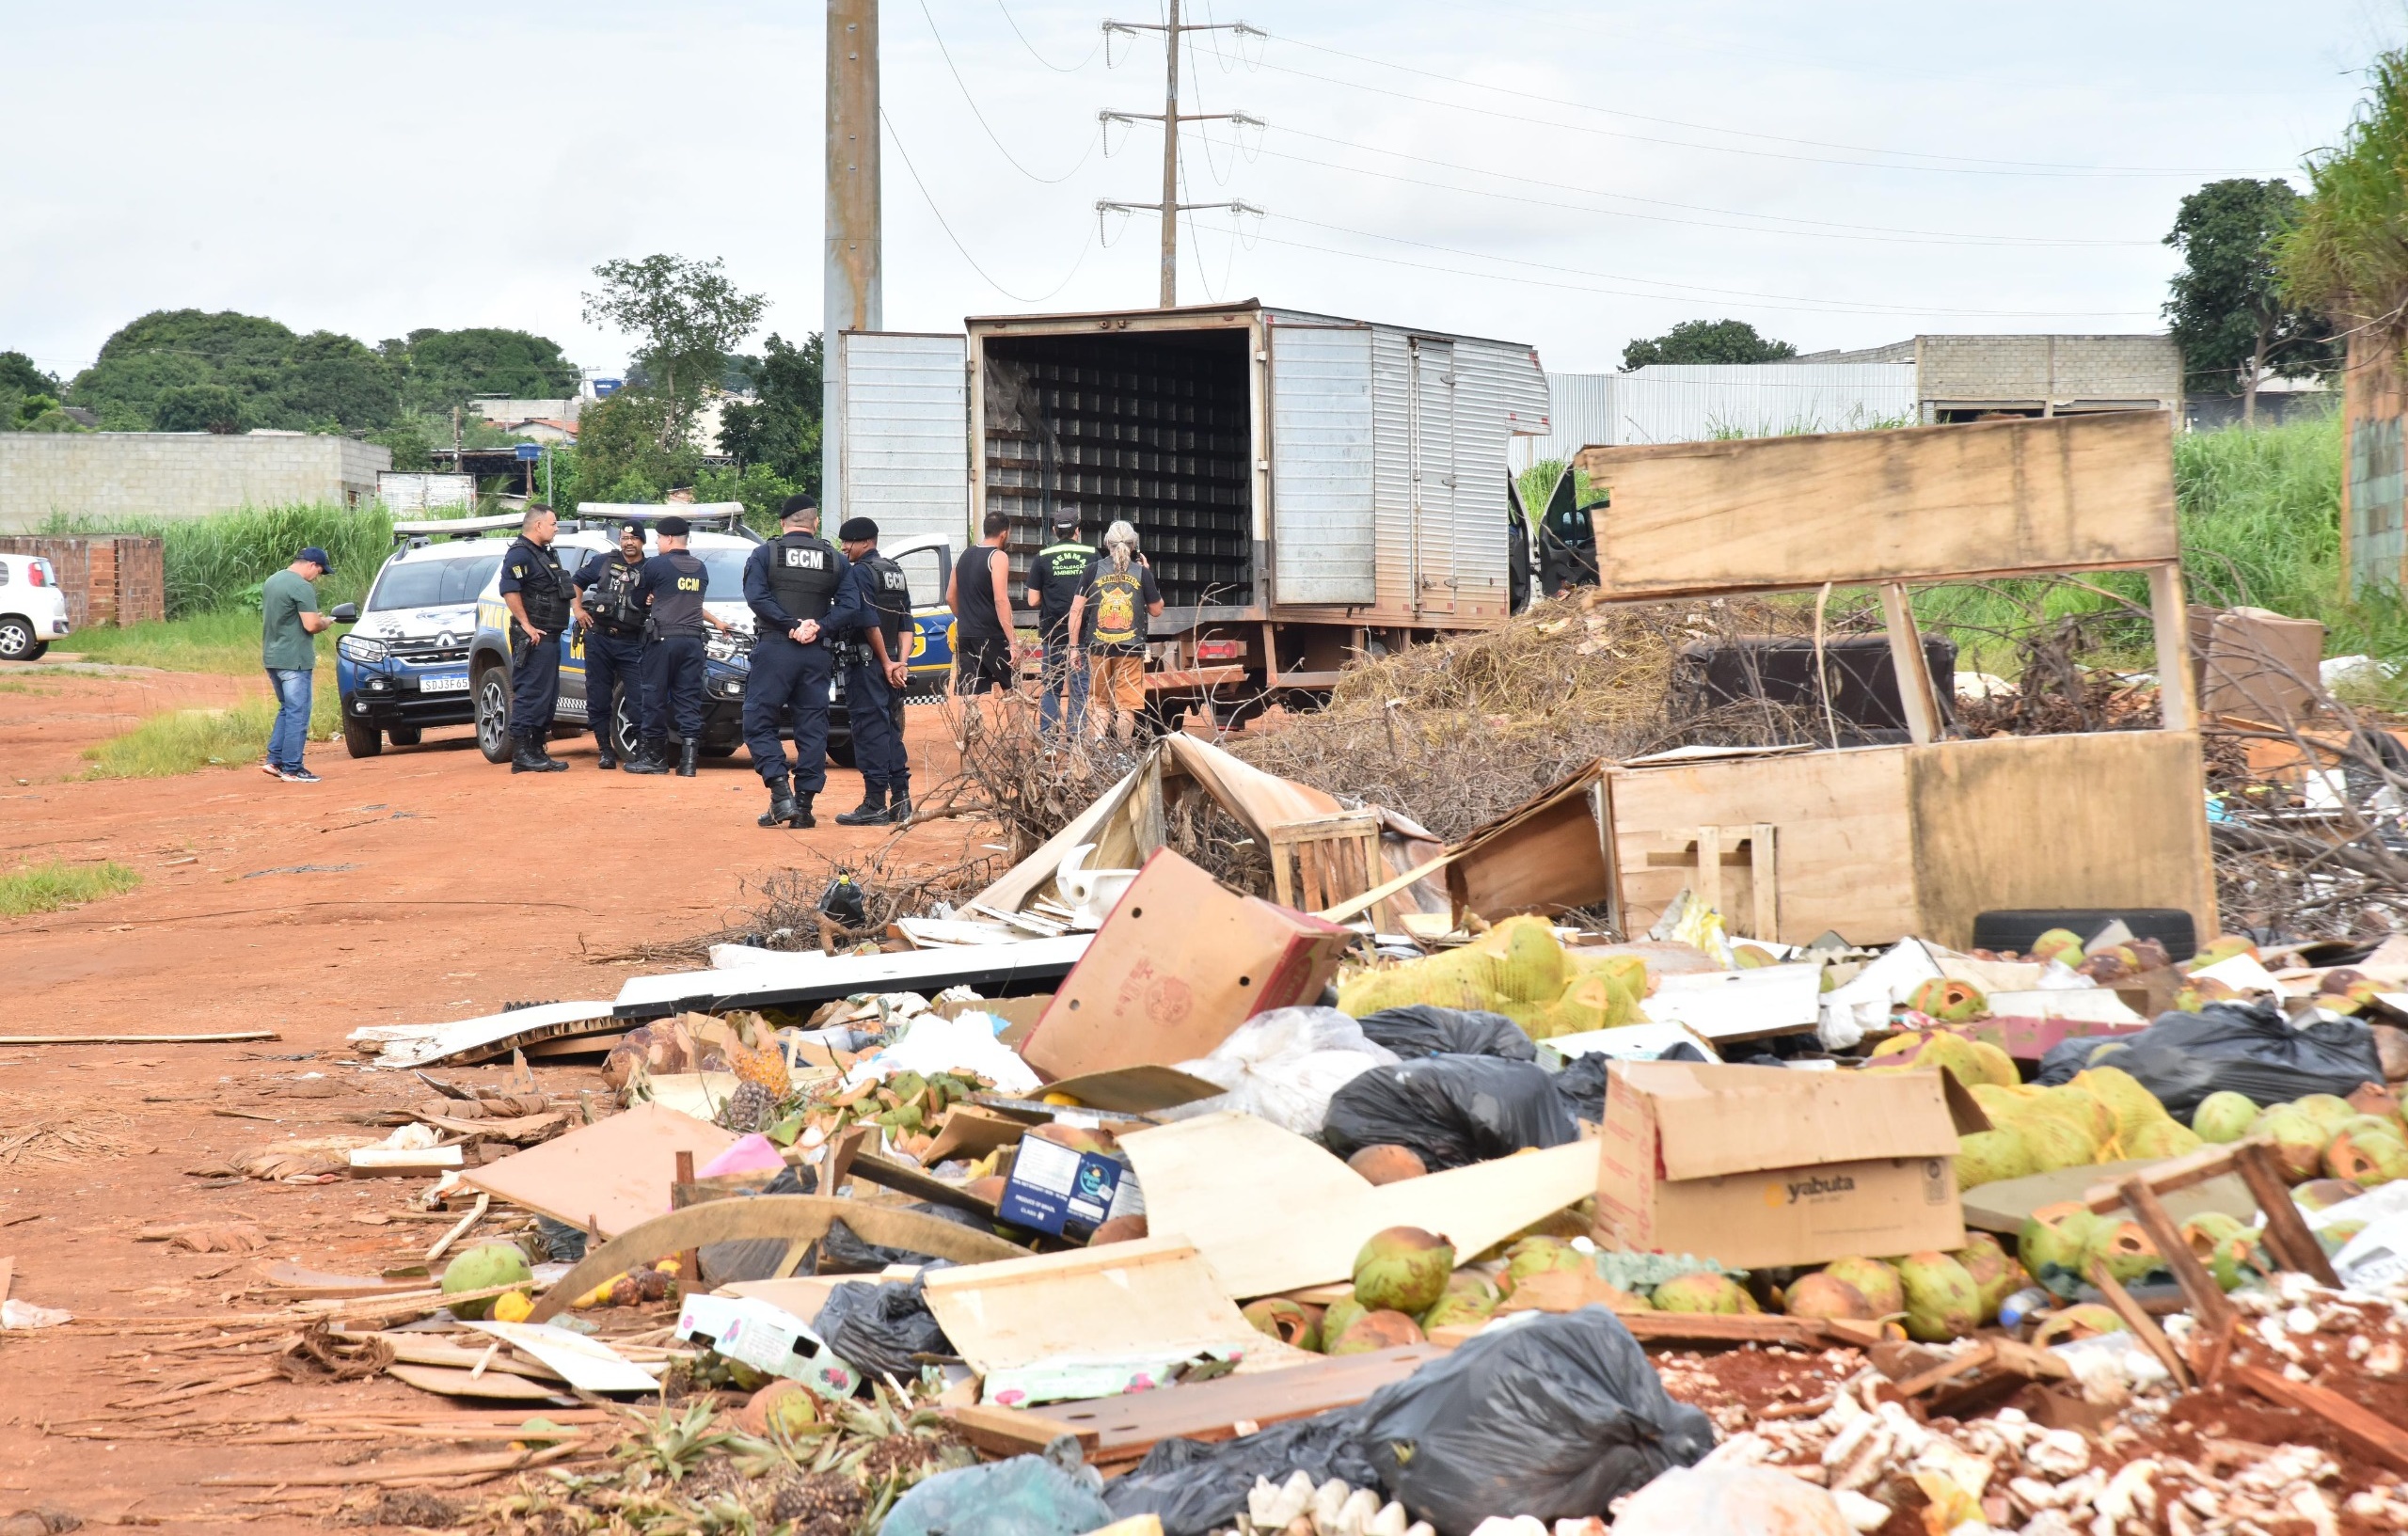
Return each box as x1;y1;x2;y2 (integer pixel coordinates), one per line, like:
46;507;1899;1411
1575;411;2177;596
1608;748;1917;945
1906;730;2216;949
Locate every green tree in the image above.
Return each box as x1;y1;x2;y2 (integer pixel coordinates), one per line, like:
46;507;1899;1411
152;384;247;434
2282;52;2408;401
382;327;580;414
2166;179;2335;423
582;255;768;453
0;351;57;398
570;389;697;502
1621;319;1798;370
69;309;396;432
716;331;823;495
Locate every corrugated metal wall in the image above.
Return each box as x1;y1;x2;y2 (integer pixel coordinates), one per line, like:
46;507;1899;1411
1512;363;1918;467
1267;322;1378;605
1450;337;1547;613
841;333;970;545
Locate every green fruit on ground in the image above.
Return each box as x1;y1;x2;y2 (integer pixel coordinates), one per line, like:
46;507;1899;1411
2180;1213;2265;1292
1955;1128;2036;1190
1420;1274;1502;1330
2069;1067;2170;1142
2187;934;2258;969
2020;1203;2103;1297
1862;1030;1993;1095
1908;978;1989;1024
1951;1233;2021;1322
1783;1273;1876;1322
1319;1296;1368;1350
2293;1095;2359;1137
2039;1086;2117;1145
2019;1114;2102;1173
1327;1310;1426;1355
2127;1119;2204;1161
736;1379;821;1440
2293;1178;2365;1212
1347;1145;1428;1185
2084;1219;2163;1285
440;1243;533;1321
1501;1236;1588;1291
1352;1227;1455;1315
2253;1104;2330;1182
2326;1127;2408;1186
1968;1040;2020;1089
1241;1297;1323;1351
1823;1257;1904;1318
1652;1272;1754;1314
2031;929;2085;966
1733;943;1779;969
2193;1091;2259;1143
1896;1252;1982;1343
2034;1303;2126;1347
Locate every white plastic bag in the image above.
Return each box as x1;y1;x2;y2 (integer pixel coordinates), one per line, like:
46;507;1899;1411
1166;1007;1401;1136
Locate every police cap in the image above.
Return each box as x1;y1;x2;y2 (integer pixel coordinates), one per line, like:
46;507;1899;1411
837;516;878;543
655;515;690;537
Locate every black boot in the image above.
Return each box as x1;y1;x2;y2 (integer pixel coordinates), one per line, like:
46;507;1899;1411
595;737;618;770
790;790;816;830
758;778;798;828
835;784;889;826
882;788;912;825
511;735;564;774
677;741;699;778
532;734;568;771
623;739;671;775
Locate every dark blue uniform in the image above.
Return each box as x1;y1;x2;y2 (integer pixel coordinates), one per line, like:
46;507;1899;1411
835;552;911;803
742;532;852;793
498;534;570;741
634;550;711;748
576;549;648;762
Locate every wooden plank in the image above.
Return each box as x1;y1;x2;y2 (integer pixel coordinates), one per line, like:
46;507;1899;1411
1575;412;2178;598
2234;1143;2341;1286
1905;730;2218;953
462;1101;740;1242
0;1031;278;1046
1447;767;1616;921
1618;1312;1883;1350
2150;562;2198;733
2235;1364;2408;1472
386;1363;571;1402
1022;1344;1444;1460
1880;583;1941;745
1747;823;1778;941
2080;1140;2251;1214
2087;1259;2191;1389
2114;1175;2236;1349
944;1402;1099;1459
921;1238;1283;1375
846;1149;1004;1220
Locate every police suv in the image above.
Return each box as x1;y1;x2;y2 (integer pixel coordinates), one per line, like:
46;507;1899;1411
331;516;515;756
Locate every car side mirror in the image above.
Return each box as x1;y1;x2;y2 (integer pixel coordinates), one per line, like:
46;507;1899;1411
330;603;358;624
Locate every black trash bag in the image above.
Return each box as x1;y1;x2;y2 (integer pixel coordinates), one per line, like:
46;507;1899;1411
532;1216;588;1264
814;1271;953;1378
1099;1406;1380;1536
2033;1000;2382;1118
816;1202;987;1275
695;1164;824;1285
1550;1052;1611;1123
1354;1307;1715;1536
1355;1006;1537;1062
1322;1054;1577;1169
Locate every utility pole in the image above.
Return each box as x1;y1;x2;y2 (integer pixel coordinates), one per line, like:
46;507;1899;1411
1101;12;1261;308
824;0;882;521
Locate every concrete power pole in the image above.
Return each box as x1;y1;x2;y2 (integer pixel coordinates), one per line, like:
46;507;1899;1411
1100;14;1261;309
824;0;882;522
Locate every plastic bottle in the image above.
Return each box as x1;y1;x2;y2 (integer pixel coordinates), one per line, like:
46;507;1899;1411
1998;1286;2053;1331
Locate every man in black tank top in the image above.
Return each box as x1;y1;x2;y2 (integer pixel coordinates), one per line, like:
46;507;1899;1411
946;512;1017;695
621;516;731;778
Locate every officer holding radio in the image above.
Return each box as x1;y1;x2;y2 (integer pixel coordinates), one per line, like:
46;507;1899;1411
739;496;848;829
573;522;650;769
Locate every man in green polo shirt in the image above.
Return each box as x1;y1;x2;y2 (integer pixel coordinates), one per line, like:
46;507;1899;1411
261;546;335;783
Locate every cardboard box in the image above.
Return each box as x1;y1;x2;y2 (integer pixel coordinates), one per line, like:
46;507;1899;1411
673;1293;862;1401
998;1135;1143;1238
1019;850;1354;1080
2191;604;2325;725
1595;1061;1986;1268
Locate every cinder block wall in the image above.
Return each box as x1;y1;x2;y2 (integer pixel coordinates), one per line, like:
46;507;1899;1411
1918;335;2182;407
0;434;394;532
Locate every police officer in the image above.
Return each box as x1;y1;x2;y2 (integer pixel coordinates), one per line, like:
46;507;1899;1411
497;502;578;773
1025;505;1095;740
574;522;650;769
741;496;848;829
622;515;731;778
831;516;913;826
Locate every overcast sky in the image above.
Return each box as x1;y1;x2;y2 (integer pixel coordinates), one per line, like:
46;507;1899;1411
2;1;2393;381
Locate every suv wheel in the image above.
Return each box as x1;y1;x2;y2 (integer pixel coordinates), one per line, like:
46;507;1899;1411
474;667;514;764
0;617;39;661
342;715;384;758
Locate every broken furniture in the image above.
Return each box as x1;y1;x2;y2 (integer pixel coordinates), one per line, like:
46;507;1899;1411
1440;412;2214;948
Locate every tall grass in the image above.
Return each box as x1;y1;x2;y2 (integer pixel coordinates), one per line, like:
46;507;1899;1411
40;503;393;616
0;860;140;917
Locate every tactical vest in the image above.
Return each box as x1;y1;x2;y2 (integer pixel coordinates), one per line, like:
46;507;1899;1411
586;554;646;635
509;537;570;630
648;551;710;637
768;532;840;626
860;553;911;656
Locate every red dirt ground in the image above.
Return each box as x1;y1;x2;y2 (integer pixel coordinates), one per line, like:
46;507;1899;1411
0;664;999;1531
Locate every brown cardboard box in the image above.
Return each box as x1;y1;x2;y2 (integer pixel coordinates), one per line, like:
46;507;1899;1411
1595;1061;1987;1268
1018;849;1355;1081
2190;604;2326;725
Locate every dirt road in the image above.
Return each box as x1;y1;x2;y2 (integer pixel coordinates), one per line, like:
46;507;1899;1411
0;665;998;1530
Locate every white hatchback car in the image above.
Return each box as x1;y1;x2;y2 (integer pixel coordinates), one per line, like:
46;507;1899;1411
0;553;72;661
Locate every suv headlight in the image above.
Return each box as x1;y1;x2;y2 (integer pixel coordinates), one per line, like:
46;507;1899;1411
706;629;752;662
338;634;388;663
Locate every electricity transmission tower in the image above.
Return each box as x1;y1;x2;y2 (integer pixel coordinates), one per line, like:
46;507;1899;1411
1098;0;1261;307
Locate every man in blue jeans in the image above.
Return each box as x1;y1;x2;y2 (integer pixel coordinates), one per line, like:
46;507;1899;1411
260;546;335;783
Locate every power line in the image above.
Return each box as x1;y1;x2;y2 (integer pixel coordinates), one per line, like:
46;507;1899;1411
916;0;1101;182
991;0;1101;71
1258;129;2159;248
883;108;1098;304
1258;217;2157;318
1244;56;2282;180
1266;32;2257;175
